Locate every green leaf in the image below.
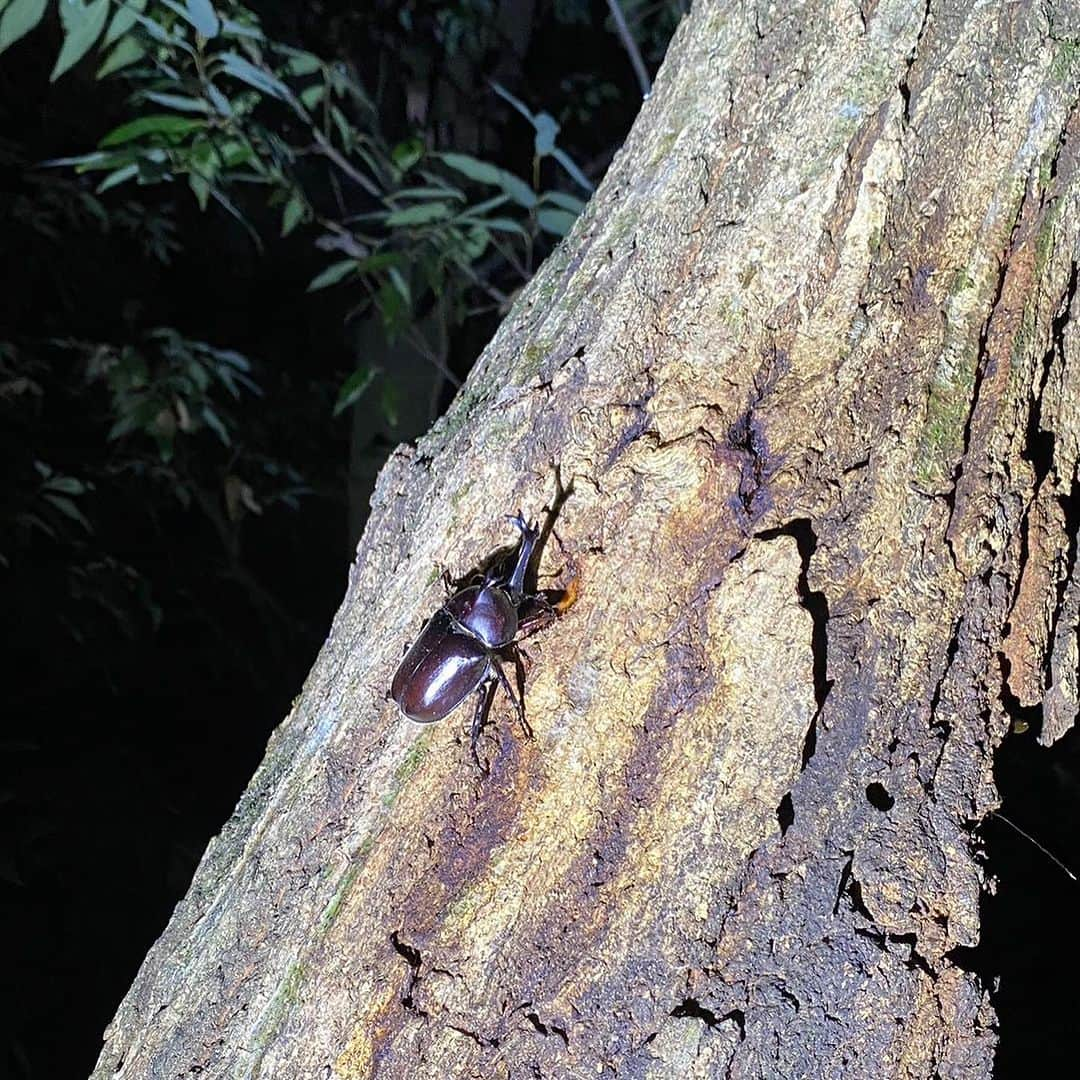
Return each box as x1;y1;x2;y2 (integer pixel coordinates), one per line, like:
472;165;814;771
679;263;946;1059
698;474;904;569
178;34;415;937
299;83;324;110
42;476;86;495
103;0;146;47
440;152;501;186
97;162;139;192
384;201;451;227
208;347;251;371
471;216;528;237
392;137;423;172
387;266;411;305
0;0;47;54
497;170;537;210
96;34;145;78
205;81;232;116
220;16;263;40
537;208;577;237
464;192;511;216
459;225;489;262
532;111;559;156
184;0;218;37
394;185;465;202
51;0;110;81
100;114;204;147
333;366;376;417
42;493;93;532
490;80;535;125
201;404;229;445
552;146;593;192
142;91;209;113
189;172;209;209
280;192;304;236
353;252;402;273
539;190;585;214
307;259;357;291
285;50;321;76
219;51;290;101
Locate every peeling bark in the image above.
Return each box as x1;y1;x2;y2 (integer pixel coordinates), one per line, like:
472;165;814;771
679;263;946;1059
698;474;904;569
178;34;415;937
94;1;1080;1077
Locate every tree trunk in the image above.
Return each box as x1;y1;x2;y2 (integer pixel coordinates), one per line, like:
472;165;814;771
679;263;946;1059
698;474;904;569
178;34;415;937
95;1;1080;1076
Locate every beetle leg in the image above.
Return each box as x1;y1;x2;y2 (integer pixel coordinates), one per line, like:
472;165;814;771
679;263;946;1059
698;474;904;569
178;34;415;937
492;654;532;740
469;677;496;772
515;595;557;642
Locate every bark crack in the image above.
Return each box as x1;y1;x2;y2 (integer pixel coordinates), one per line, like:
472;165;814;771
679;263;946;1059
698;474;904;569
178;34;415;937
755;518;833;768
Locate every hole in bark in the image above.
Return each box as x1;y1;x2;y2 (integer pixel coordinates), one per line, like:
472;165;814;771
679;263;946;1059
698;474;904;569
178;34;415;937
756;519;832;768
526;1012;569;1045
671;998;721;1026
670;1000;745;1038
777;791;795;834
847;878;875;922
998;652;1043;738
390;931;424;1011
865;782;894;811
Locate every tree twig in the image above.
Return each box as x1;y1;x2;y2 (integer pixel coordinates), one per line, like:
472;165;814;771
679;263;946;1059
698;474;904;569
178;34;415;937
605;0;652;98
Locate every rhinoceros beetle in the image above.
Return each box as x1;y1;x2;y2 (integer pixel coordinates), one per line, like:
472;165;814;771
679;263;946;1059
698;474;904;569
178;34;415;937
391;512;561;765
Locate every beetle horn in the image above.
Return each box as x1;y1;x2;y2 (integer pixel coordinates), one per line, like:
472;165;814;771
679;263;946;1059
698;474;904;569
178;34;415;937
506;512;539;598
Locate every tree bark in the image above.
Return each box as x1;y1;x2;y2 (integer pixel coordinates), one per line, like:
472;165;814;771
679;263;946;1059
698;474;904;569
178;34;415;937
95;0;1080;1076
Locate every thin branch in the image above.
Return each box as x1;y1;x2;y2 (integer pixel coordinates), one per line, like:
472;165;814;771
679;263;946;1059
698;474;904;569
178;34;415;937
606;0;652;98
311;129;381;198
991;811;1078;882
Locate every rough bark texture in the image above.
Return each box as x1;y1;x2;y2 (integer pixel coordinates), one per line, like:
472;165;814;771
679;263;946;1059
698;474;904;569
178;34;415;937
95;0;1080;1076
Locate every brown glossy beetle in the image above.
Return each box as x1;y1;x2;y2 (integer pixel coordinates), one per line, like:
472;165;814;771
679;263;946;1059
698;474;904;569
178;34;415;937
391;513;564;764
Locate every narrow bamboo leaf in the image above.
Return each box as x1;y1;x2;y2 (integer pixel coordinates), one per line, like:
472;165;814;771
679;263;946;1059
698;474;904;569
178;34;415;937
333;366;376;416
280;192;304;236
100;114;204;146
208;348;250;371
552;146;594;192
51;0;110;82
220;51;290;101
142;91;209;113
103;0;146;46
387;266;410;305
384;201;450;227
497;170;537;209
440;152;501;186
189;173;209;209
96;162;139;192
539;190;585;214
299;83;324;110
537;208;577;237
393;185;465;202
204;81;232;116
307;259;357;291
285;50;321;76
96;35;145;78
220;16;263;40
201;404;229;445
42;493;93;531
42;476;86;495
471;216;529;237
184;0;218;37
0;0;47;54
353;252;402;273
489;79;535;124
463;192;510;216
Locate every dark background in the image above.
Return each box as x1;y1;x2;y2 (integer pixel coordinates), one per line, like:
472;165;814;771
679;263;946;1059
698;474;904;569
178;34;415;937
1;3;1077;1077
